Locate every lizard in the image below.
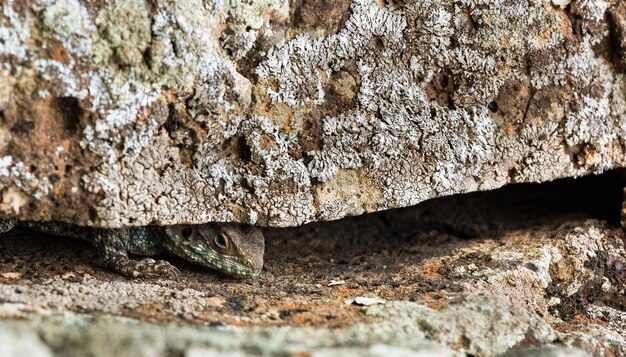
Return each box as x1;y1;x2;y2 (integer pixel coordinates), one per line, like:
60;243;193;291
0;219;264;278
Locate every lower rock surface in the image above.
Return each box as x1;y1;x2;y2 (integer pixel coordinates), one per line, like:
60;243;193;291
0;174;625;356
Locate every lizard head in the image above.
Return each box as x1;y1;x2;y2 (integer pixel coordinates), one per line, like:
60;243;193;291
164;223;265;278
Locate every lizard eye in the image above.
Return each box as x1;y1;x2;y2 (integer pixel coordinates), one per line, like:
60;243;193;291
214;232;230;252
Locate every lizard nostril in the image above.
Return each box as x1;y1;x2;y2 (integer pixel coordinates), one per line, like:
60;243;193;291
181;227;193;239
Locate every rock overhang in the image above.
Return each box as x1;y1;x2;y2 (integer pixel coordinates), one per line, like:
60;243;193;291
0;0;624;227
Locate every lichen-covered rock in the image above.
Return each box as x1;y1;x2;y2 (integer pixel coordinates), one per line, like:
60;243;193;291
1;0;625;227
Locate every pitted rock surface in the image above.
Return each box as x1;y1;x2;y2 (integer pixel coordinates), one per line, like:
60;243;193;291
1;0;626;226
0;174;625;356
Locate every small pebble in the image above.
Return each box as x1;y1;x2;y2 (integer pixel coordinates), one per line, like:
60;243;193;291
2;272;21;280
551;0;570;8
279;310;291;319
345;296;385;306
328;279;345;286
62;272;76;280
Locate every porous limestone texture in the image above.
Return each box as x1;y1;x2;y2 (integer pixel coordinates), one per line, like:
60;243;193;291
0;312;594;357
1;0;626;226
1;174;626;356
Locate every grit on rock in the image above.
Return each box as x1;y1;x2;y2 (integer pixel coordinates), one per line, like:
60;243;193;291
0;172;625;356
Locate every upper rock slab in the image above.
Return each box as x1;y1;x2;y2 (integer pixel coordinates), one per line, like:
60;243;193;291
0;0;625;227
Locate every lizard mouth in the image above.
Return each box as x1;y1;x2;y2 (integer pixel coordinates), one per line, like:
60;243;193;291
177;243;261;278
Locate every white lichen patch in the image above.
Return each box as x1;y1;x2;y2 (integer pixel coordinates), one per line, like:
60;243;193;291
571;0;609;23
257;0;407;108
39;0;96;40
0;0;625;226
221;0;289;60
0;0;31;62
94;0;151;66
0;156;12;177
0;156;51;211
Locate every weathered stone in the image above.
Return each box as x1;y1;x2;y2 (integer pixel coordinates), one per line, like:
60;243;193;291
0;0;624;227
1;178;625;356
0;324;53;357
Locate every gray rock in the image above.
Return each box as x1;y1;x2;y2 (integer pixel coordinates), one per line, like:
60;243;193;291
1;1;625;227
0;324;53;357
0;212;624;356
503;346;590;357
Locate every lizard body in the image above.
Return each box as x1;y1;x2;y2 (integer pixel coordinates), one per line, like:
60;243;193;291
0;219;264;278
